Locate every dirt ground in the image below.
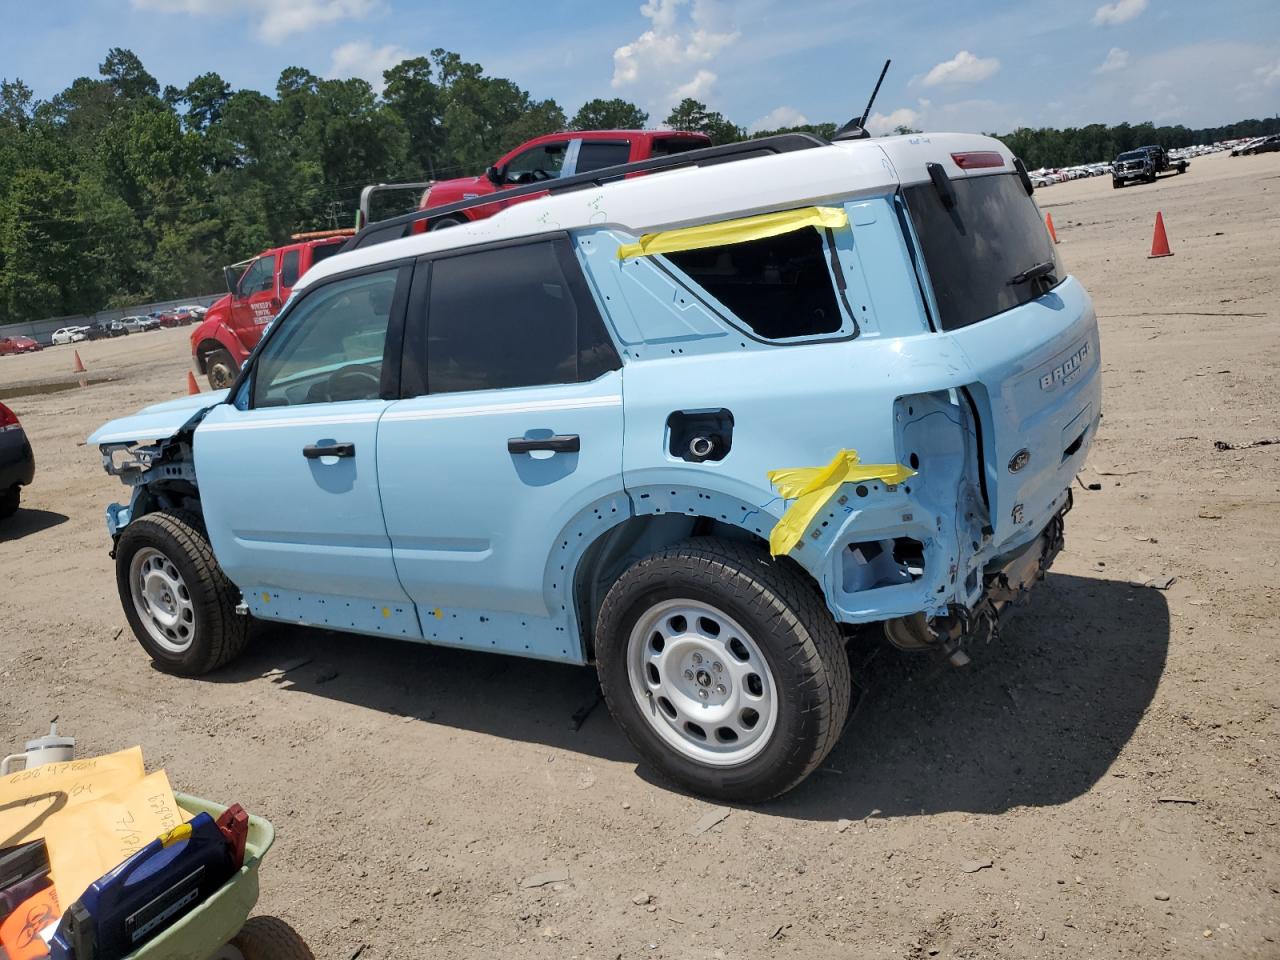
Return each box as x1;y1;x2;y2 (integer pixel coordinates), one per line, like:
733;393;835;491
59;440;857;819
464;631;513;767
2;149;1278;959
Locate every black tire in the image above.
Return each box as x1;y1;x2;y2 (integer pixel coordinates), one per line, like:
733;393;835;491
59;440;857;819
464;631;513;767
428;215;466;231
115;509;248;676
595;538;851;803
226;916;314;960
0;485;18;519
1112;179;1122;189
206;348;238;391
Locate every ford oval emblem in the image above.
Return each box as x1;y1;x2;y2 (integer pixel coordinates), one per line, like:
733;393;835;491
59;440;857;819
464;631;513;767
1008;448;1031;473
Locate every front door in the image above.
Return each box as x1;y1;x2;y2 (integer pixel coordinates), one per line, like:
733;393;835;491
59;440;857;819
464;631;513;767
230;252;281;336
377;237;625;654
195;263;420;638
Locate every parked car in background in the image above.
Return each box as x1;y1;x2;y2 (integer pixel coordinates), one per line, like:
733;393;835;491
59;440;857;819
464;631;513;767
86;319;130;339
191;232;350;389
1233;134;1280;156
0;336;42;355
92;131;1100;802
415;129;713;231
157;310;194;328
121;315;160;333
176;304;209;318
0;402;35;519
51;326;89;345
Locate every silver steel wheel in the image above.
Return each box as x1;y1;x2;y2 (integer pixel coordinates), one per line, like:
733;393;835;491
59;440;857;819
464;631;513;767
129;547;196;654
627;599;779;766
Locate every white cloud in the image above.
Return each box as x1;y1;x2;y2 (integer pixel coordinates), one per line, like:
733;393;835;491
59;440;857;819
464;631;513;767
612;0;740;109
866;107;922;136
1095;47;1130;74
747;105;809;133
921;51;1001;87
1257;61;1280;87
130;0;379;43
1092;0;1147;26
329;40;409;93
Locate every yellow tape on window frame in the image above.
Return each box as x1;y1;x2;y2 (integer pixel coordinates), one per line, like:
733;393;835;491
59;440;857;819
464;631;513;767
616;206;849;261
767;449;916;557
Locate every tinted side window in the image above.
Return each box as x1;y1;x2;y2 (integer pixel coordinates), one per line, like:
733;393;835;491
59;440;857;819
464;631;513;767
405;240;619;397
650;136;706;158
663;228;845;340
253;268;400;408
280;249;301;288
310;242;343;266
238;255;276;296
576;141;631;174
902;172;1062;331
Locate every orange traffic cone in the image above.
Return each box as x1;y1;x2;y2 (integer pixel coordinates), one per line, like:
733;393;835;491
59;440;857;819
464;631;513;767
72;350;86;373
186;371;201;395
1148;211;1173;258
1045;212;1059;244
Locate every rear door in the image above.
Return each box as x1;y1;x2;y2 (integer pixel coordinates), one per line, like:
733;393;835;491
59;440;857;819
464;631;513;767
377;236;624;646
195;262;419;635
901;168;1102;543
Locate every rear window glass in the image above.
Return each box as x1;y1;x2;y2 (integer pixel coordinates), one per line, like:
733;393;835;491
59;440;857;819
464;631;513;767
576;141;631;173
311;242;344;266
902;172;1062;332
405;239;619;397
663;227;845;340
651;137;707;158
280;249;301;288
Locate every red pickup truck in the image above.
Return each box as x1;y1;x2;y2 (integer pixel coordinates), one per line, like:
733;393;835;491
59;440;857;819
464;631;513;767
417;129;712;230
191;233;349;389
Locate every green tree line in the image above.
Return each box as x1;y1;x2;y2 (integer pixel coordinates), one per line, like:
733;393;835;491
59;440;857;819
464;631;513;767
1;47;1276;324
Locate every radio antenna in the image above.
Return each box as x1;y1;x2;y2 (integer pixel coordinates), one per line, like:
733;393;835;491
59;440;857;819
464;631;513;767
833;59;891;141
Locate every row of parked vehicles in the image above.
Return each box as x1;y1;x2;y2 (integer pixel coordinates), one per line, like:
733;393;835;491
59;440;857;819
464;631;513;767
83;124;1104;803
41;306;208;346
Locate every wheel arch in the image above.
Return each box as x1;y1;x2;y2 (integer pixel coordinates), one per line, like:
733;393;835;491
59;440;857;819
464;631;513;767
566;485;782;661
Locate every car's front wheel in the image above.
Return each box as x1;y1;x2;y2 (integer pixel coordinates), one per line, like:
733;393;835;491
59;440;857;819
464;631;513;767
595;538;851;803
0;485;18;519
115;510;248;676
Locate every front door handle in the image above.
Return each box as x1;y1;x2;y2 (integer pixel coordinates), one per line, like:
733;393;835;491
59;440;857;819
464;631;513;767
303;442;355;459
507;434;580;455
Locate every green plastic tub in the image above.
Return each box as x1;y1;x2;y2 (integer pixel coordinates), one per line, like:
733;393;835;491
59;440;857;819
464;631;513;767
119;794;275;960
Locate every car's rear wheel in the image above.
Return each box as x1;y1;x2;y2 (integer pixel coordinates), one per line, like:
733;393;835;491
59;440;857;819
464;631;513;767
595;538;851;802
0;485;18;519
115;510;247;676
206;348;238;390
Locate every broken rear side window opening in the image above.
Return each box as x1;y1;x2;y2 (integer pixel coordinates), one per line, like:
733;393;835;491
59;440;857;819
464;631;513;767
903;171;1063;332
662;226;848;341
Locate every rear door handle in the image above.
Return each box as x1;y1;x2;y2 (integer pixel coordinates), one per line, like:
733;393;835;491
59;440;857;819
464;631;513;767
303;442;355;459
507;434;580;454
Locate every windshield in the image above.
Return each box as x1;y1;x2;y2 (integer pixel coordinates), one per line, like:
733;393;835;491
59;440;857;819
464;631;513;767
1117;151;1146;161
902;171;1063;332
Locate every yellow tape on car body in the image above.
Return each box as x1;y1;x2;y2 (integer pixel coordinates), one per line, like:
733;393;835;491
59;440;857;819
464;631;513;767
766;449;916;557
616;206;849;260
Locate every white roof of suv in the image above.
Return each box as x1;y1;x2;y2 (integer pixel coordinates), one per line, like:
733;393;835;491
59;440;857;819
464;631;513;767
299;132;1016;295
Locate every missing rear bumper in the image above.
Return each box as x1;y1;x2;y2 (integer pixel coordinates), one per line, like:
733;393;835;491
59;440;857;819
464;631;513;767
882;491;1071;662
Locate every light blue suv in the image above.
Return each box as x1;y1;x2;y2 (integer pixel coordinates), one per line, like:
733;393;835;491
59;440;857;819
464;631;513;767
90;132;1100;801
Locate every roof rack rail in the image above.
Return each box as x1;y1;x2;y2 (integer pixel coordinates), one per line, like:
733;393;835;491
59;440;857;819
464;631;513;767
343;132;830;252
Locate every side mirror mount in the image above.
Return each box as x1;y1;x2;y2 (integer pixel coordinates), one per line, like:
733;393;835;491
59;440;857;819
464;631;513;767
485;165;503;185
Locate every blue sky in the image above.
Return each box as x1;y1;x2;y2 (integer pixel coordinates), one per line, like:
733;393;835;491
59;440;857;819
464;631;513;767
2;0;1277;134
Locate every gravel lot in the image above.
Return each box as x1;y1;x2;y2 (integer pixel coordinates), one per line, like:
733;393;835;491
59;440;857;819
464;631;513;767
1;149;1277;959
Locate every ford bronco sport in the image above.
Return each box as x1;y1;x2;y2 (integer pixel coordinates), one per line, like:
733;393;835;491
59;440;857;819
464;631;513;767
89;132;1100;802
